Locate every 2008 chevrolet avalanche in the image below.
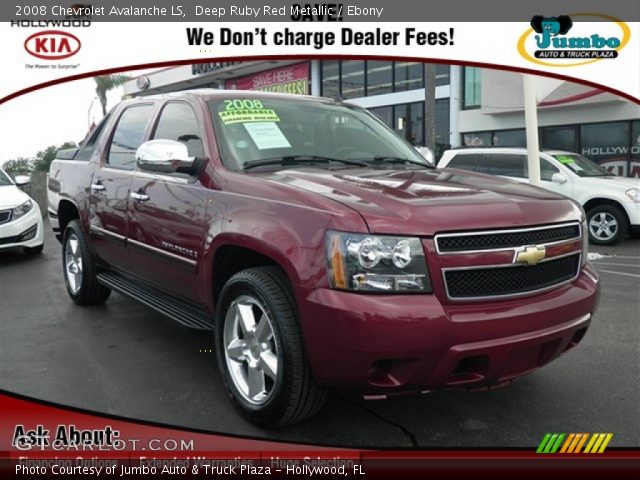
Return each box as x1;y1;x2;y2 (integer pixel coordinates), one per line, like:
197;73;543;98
48;91;600;427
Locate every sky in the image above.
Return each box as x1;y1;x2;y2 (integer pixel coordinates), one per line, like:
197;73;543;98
0;78;124;165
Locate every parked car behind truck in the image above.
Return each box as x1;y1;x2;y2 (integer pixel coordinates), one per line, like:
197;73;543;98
439;147;640;245
48;91;600;427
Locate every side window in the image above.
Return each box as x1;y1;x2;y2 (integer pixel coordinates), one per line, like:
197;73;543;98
152;102;204;158
107;105;155;170
485;154;525;178
539;159;559;181
446;154;488;174
76;113;111;161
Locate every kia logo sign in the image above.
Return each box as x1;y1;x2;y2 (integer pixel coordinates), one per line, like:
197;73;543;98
24;30;81;60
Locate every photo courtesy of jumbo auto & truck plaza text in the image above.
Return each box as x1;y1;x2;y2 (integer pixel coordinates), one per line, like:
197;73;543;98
0;0;639;478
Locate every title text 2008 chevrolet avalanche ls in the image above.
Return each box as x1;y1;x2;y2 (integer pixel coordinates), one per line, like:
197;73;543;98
48;91;599;426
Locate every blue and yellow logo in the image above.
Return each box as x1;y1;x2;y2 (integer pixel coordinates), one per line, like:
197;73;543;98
518;14;630;67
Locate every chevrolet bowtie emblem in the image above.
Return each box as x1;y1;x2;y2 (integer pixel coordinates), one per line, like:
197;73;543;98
515;245;546;266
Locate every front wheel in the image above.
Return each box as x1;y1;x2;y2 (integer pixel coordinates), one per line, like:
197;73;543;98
62;220;111;305
587;205;627;245
215;267;326;427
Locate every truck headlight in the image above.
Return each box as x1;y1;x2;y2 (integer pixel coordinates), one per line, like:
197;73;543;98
625;188;640;203
326;231;431;292
11;199;33;221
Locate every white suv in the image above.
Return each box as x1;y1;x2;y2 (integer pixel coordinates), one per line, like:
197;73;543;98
439;148;640;245
0;168;44;254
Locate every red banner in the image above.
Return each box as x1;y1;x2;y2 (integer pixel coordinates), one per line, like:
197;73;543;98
1;392;638;478
225;62;310;95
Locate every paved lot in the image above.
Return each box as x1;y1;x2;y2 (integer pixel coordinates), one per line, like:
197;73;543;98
1;223;638;448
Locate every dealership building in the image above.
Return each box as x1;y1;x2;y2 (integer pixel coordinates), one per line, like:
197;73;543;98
123;60;640;177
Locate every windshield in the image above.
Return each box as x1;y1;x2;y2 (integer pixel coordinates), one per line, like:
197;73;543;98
0;169;13;186
553;153;614;177
209;97;429;171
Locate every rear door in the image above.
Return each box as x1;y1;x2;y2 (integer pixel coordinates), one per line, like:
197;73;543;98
127;101;209;304
88;103;156;270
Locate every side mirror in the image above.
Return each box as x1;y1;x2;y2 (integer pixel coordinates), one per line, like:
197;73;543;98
14;175;30;186
551;172;568;184
415;146;435;166
135;139;195;174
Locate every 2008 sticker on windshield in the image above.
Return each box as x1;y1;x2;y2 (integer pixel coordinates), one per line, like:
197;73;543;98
219;99;280;125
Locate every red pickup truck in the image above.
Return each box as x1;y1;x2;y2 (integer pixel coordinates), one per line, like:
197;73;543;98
48;91;600;427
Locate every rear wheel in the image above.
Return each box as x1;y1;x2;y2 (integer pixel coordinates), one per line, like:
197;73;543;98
216;267;326;427
62;220;111;305
587;205;627;245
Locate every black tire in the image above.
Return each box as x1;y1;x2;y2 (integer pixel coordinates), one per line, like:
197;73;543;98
62;220;111;305
586;205;628;245
24;244;43;255
215;266;326;427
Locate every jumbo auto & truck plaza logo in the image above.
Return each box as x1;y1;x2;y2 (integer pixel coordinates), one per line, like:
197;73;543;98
518;14;630;67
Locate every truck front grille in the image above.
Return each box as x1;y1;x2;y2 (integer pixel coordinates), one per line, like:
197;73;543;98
443;253;580;300
436;223;580;253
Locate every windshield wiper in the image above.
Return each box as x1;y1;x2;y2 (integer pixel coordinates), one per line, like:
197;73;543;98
243;155;368;170
356;156;431;168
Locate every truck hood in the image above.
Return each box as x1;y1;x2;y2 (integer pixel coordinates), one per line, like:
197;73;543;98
264;167;582;236
0;186;31;210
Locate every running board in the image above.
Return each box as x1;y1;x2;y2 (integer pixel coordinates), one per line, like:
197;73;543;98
97;271;214;331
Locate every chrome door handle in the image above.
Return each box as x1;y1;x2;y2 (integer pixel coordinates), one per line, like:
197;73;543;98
130;191;150;202
90;183;105;192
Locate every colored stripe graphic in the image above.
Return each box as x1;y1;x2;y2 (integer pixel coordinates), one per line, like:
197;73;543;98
538;433;613;454
537;433;565;453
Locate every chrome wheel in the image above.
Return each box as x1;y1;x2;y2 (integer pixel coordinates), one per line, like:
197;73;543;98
589;212;618;241
223;295;279;406
64;232;83;294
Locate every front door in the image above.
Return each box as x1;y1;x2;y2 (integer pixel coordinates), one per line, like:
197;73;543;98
127;101;209;304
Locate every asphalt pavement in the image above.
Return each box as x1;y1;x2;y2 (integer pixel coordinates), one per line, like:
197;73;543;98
1;223;638;448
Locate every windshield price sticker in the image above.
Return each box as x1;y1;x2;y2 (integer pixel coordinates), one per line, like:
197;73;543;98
243;122;291;150
219;99;280;124
556;155;575;164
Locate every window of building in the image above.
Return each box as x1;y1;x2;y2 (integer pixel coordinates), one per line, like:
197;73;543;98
394;102;424;146
631;120;640;178
152;102;204;158
435;98;450;157
341;60;365;99
463;67;481;109
580;122;630;176
369;106;392;127
463;131;492;147
541;126;577;152
492;129;526;147
366;61;393;96
321;60;340;98
435;64;450;86
107;104;155;170
394;62;424;91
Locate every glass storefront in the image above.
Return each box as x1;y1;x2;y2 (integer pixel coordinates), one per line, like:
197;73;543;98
321;61;449;98
462;120;640;177
370;99;450;154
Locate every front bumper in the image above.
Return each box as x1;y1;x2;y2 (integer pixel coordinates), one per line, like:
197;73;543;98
298;264;600;394
624;201;640;227
0;205;44;250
